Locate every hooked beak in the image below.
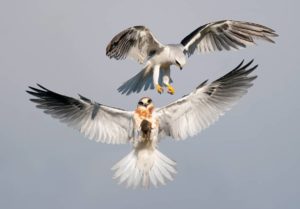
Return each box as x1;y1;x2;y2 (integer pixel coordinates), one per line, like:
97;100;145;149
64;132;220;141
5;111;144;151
175;60;182;70
177;63;183;70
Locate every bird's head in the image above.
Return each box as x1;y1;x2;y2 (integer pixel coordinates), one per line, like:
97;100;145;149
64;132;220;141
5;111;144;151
172;47;186;70
137;97;154;113
175;58;185;70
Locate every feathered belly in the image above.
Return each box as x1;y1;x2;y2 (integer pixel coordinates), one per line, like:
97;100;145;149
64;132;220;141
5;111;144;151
140;119;152;141
112;119;176;188
150;48;172;66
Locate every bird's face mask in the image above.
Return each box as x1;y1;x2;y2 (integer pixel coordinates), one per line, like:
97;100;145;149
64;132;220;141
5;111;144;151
136;97;154;117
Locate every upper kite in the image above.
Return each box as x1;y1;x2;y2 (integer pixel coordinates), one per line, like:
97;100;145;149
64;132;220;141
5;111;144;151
106;20;277;95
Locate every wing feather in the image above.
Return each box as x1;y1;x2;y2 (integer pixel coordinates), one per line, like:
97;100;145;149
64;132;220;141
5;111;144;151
106;26;164;64
27;85;134;144
156;60;257;140
181;20;278;56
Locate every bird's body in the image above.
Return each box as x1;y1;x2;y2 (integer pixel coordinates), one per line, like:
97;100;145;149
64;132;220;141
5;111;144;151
142;44;186;94
106;20;277;95
114;102;176;187
27;60;257;188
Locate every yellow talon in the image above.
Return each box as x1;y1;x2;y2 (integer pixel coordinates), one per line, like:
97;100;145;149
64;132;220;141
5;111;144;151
156;84;163;94
166;84;175;95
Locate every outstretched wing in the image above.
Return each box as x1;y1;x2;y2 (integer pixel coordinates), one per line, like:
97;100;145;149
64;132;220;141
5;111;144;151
27;84;134;144
156;60;257;140
181;20;278;56
106;26;164;64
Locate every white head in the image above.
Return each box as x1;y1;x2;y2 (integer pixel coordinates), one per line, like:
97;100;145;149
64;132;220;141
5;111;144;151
137;97;154;112
169;45;187;70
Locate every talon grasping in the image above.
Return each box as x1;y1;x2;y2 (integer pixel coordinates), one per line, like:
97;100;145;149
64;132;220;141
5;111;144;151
166;84;175;95
156;84;163;94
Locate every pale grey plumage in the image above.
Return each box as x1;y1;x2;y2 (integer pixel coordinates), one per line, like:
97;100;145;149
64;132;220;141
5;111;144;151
106;20;276;95
181;20;278;56
157;59;257;140
106;25;164;64
27;60;257;188
27;84;134;144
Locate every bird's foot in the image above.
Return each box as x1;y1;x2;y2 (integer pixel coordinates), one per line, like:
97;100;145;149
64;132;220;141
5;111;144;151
166;84;175;95
156;84;163;94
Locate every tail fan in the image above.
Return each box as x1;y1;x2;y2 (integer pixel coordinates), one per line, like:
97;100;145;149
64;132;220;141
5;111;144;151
111;148;177;188
117;65;154;95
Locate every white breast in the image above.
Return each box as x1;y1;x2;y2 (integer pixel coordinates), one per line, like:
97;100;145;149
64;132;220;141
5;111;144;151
150;47;172;66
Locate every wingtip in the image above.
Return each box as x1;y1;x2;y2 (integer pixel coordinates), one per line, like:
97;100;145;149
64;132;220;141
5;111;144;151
36;83;47;90
196;79;209;89
241;59;255;70
26;86;34;92
232;59;245;71
26;90;34;95
125;91;132;96
248;59;254;65
27;86;39;92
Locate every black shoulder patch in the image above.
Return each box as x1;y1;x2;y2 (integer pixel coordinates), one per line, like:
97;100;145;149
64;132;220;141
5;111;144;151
148;49;156;57
181;24;207;46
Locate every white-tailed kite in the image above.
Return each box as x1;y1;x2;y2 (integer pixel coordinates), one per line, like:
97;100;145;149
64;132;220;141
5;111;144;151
27;60;257;188
106;20;276;95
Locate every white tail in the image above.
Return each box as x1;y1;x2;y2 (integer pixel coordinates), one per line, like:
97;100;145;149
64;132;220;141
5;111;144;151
111;148;177;188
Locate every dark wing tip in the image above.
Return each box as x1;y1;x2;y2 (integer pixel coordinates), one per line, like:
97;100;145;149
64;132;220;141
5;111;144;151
27;83;55;97
133;25;147;30
195;59;257;92
197;59;258;98
26;90;36;96
105;41;113;56
78;94;92;104
26;85;45;95
206;59;257;86
106;25;140;59
36;83;48;90
242;59;254;69
196;79;209;89
229;59;257;78
232;59;245;71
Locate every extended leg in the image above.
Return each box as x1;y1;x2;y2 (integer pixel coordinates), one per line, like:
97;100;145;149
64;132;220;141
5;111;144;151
153;65;163;94
163;68;175;95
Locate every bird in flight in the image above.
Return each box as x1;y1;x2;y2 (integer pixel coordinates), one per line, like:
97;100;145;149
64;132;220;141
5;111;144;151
27;60;257;188
106;20;276;95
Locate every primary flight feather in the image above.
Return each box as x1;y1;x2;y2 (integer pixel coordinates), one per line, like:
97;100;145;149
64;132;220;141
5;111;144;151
106;20;276;95
27;60;257;188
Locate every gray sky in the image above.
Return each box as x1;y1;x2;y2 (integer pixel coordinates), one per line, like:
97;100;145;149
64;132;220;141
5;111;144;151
1;0;299;209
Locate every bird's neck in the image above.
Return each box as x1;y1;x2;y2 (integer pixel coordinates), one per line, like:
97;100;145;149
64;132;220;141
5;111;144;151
135;108;152;119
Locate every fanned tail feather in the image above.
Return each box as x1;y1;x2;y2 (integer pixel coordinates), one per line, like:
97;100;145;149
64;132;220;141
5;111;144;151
117;65;154;95
112;149;176;188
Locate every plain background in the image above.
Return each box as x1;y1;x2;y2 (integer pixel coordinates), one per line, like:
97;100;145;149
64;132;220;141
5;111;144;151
1;0;299;209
